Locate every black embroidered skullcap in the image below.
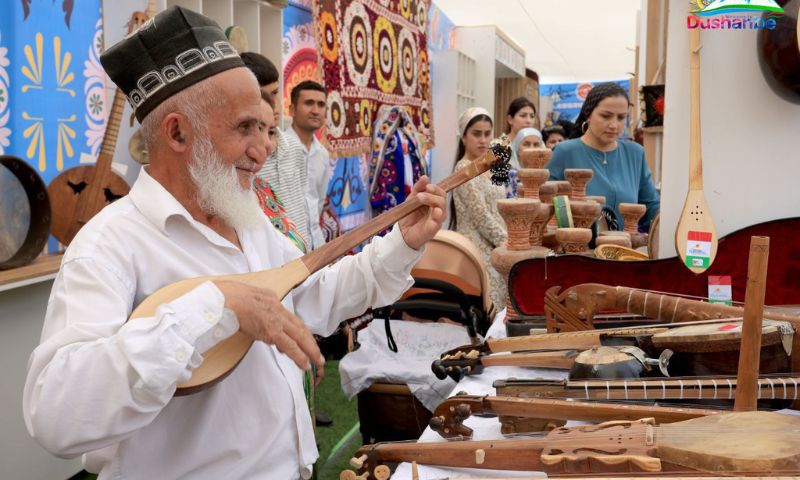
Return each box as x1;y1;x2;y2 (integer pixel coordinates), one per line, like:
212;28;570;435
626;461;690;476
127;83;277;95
100;6;244;122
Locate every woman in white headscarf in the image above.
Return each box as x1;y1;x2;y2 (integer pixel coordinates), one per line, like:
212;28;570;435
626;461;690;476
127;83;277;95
449;107;508;311
507;127;544;197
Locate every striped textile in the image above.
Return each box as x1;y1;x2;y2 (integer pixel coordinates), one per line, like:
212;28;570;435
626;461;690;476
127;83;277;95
258;128;312;246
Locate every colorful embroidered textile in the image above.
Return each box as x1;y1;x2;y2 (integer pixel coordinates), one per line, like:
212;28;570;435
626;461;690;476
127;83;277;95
254;178;308;253
369;105;427;218
314;0;433;156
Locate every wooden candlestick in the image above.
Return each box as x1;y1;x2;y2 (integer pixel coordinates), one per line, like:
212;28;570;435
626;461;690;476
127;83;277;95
518;169;550;202
569;200;602;229
619;203;647;233
563;169;593;201
518;147;552;169
555;227;592;254
497;199;538;251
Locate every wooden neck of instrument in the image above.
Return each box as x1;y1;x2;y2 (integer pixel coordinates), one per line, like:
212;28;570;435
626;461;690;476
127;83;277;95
689;27;703;190
735;236;770;411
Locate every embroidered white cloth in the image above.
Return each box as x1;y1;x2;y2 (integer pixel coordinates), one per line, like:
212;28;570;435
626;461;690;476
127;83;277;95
339;319;472;412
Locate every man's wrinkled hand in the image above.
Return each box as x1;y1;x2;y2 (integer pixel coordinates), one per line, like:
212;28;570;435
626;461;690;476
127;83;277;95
214;281;325;375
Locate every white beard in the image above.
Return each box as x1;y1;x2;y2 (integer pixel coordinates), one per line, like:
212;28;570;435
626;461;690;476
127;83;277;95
188;135;264;231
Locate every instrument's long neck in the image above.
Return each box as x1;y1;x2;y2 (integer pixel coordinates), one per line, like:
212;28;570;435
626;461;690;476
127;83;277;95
612;286;800;327
478;396;718;424
361;437;548;472
689;28;703;190
564;376;800;401
300;156;495;272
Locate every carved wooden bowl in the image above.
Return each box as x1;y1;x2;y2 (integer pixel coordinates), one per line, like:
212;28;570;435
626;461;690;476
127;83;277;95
555;227;593;254
518;147;552;169
619;203;647;233
595;234;632;248
569;200;602;229
497;199;538;251
563;169;593;201
518;169;550;201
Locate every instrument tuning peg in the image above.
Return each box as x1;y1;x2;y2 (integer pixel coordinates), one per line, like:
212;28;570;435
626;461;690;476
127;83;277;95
431;360;448;380
350;454;368;469
374;464;391;480
657;349;673;377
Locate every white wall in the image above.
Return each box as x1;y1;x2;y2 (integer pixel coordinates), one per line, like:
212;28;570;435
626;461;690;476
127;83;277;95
453;26;498;116
658;2;800;257
0;281;82;479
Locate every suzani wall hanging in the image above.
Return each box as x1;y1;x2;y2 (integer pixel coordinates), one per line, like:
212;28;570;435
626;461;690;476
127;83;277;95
314;0;434;157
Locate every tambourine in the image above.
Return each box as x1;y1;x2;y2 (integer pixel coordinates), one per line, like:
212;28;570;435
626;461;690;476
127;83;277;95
0;155;51;269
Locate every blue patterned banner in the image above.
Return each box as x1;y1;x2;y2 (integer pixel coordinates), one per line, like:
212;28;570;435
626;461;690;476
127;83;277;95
0;0;104;185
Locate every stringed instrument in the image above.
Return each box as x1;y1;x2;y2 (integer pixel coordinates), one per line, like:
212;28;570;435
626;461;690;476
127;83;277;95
130;142;511;395
674;27;717;273
435;314;796;382
429;393;722;439
46;7;153;245
350;411;800;477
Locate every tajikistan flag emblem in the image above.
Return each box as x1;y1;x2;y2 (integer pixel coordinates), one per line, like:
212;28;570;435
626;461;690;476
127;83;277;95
685;231;713;268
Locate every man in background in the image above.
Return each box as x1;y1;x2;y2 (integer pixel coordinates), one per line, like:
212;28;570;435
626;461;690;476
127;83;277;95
287;80;331;250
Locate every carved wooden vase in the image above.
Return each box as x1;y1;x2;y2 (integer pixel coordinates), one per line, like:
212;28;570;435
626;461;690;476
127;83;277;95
619;203;646;234
529;201;552;247
555;227;592;254
570;200;602;229
493;199;550;320
519;147;552;169
496;199;537;250
539;181;558;205
563;169;593;201
518;169;550;202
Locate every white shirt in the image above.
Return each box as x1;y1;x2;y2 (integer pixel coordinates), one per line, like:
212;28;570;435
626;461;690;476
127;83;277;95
23;167;421;480
286;126;331;250
257;129;312;247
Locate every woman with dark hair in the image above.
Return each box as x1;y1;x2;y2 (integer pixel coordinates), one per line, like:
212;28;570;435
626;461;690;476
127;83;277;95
546;82;660;231
542;124;567;149
505;97;537;170
450;107;507;311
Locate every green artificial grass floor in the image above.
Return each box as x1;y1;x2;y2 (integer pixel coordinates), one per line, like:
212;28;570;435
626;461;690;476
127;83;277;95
68;360;361;480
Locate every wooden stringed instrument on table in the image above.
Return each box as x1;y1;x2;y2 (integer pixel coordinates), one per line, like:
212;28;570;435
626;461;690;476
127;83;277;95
130;142;511;395
674;27;717;273
429;394;723;439
349;411;800;477
46;7;154;245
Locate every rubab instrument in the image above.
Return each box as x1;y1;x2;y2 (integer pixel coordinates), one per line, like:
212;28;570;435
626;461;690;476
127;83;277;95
46;3;156;245
129;142;511;395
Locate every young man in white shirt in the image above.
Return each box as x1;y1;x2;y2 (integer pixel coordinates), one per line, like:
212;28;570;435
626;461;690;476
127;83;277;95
22;7;446;479
285;81;332;250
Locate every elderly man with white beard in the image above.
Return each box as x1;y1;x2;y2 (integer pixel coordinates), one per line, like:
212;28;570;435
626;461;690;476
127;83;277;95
22;7;446;480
